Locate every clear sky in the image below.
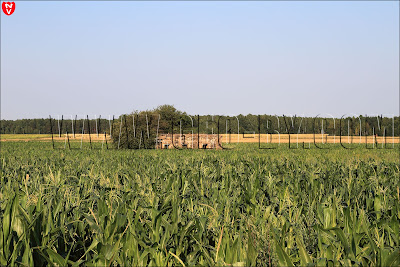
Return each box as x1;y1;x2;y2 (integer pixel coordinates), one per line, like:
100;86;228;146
1;1;399;119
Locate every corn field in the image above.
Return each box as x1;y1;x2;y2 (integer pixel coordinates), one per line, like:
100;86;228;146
0;142;399;266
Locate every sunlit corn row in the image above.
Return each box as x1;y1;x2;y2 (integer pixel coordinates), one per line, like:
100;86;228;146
0;142;399;266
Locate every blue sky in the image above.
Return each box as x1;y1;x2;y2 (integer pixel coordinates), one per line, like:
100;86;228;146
1;1;399;119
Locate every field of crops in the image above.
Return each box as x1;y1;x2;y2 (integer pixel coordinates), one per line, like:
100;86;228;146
1;142;399;266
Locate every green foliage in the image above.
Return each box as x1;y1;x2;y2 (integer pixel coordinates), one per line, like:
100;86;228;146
111;105;192;149
0;118;110;135
0;142;399;266
3;109;399;138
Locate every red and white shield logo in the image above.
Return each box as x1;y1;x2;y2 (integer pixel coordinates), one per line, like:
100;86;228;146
2;2;15;16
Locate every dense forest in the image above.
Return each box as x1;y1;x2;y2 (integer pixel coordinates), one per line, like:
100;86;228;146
1;105;399;138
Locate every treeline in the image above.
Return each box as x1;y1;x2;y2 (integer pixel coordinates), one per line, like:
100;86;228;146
0;118;110;135
1;105;399;138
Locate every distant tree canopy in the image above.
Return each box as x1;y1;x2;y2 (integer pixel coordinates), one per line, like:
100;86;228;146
1;105;399;148
0;118;110;136
110;105;192;149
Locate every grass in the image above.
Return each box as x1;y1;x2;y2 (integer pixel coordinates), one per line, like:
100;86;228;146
0;134;109;143
0;142;399;266
0;134;53;140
